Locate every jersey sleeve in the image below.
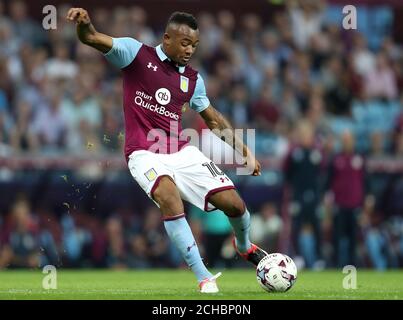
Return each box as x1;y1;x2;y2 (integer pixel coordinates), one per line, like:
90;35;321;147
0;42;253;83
189;73;210;112
103;37;142;69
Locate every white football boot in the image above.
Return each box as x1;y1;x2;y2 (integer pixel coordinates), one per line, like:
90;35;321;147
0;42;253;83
199;272;222;293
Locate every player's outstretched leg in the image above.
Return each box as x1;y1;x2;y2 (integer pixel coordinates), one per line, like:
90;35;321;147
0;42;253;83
152;176;220;293
208;189;268;266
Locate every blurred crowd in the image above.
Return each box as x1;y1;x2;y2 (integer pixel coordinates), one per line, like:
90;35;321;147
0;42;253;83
0;194;185;269
0;0;403;270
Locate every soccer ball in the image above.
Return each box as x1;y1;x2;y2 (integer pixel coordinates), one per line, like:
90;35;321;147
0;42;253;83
256;253;297;292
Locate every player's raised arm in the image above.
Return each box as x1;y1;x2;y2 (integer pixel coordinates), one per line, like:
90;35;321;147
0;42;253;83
67;8;142;68
66;8;112;53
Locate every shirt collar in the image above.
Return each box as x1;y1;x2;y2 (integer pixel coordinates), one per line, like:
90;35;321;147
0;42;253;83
156;44;185;74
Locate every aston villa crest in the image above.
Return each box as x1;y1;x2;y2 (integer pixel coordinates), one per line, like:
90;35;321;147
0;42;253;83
180;75;189;93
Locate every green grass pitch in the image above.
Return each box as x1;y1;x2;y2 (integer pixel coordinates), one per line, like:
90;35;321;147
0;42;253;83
0;269;402;300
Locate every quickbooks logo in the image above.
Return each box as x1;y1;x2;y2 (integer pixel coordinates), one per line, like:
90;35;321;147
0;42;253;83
134;91;179;120
155;88;171;105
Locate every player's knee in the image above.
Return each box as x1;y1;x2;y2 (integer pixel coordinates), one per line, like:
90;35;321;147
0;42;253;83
224;200;245;218
160;195;180;209
153;189;172;205
152;185;179;207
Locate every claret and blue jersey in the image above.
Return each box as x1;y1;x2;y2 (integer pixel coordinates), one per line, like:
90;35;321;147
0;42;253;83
103;37;210;161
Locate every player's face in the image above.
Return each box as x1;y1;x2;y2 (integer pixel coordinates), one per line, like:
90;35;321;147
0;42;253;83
164;24;199;66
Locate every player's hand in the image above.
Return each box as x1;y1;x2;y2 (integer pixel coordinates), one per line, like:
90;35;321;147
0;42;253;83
244;154;261;176
66;8;91;25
